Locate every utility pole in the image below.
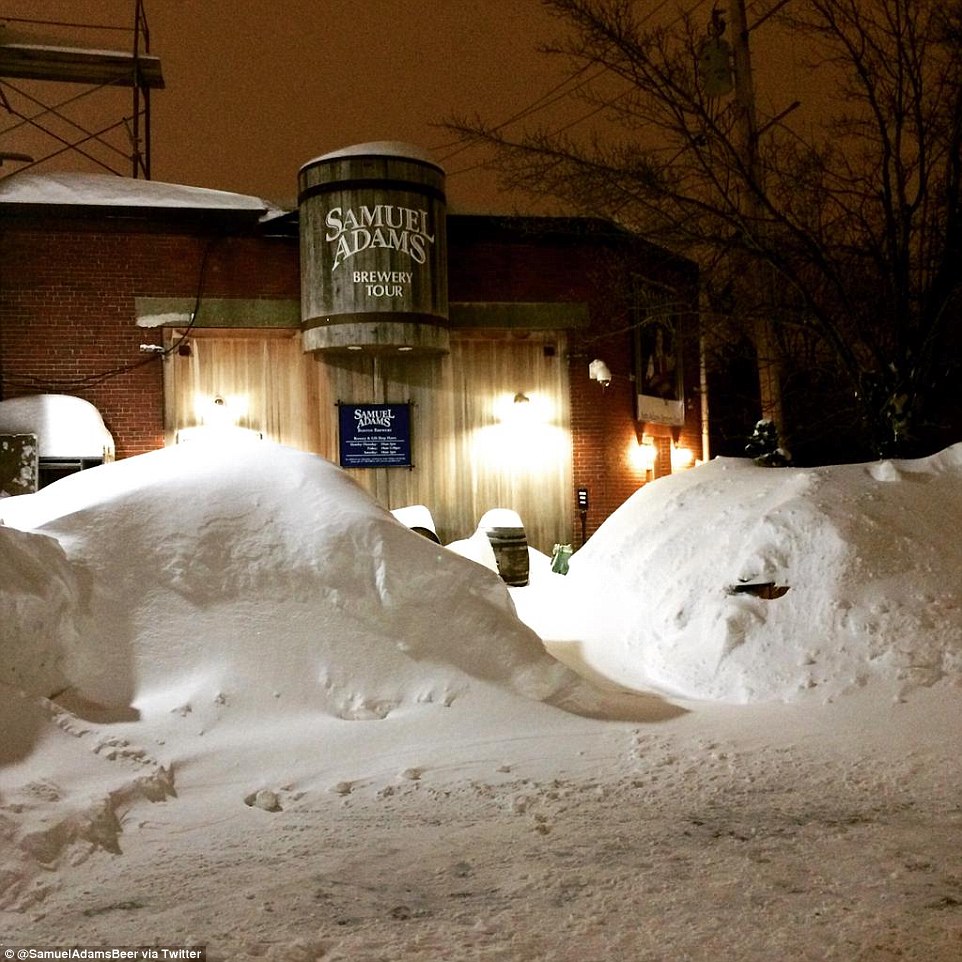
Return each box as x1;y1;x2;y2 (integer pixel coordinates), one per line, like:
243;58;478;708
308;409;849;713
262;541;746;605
728;0;785;441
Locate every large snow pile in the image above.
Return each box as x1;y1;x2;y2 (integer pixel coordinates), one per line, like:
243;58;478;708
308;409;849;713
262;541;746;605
0;439;574;721
2;440;961;958
0;439;600;910
561;445;962;703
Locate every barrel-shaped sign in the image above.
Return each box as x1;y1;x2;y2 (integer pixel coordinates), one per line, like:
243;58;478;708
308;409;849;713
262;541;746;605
298;143;448;352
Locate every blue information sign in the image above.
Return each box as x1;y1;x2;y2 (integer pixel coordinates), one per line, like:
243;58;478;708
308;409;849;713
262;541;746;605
338;403;413;468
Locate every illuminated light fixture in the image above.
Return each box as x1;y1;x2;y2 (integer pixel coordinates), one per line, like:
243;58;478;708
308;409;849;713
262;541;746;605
492;391;553;424
204;394;232;427
347;345;363;351
671;444;695;471
397;345;414;352
629;435;658;473
589;358;612;387
195;391;249;428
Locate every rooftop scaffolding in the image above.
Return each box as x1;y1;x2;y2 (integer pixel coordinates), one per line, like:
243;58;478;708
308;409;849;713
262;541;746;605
0;0;164;178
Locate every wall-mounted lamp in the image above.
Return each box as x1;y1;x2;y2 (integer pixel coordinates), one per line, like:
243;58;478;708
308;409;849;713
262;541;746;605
588;359;612;387
197;392;248;428
671;443;695;470
493;391;555;425
628;435;658;474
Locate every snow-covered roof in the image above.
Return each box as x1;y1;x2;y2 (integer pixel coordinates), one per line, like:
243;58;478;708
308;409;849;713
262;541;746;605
0;170;281;214
300;141;443;172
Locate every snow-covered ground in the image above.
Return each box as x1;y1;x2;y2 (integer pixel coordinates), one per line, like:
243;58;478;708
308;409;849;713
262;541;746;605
1;439;960;961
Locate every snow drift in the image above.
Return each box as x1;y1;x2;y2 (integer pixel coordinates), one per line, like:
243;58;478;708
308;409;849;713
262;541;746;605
2;438;961;956
0;439;573;722
0;525;78;704
564;445;962;702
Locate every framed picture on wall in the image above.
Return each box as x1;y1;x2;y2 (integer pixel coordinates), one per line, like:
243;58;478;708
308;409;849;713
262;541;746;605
635;321;685;426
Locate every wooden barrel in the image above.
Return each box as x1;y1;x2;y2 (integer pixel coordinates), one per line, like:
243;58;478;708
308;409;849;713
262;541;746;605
298;142;448;354
485;526;530;587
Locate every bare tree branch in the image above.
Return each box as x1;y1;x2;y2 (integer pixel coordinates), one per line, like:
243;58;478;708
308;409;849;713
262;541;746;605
444;0;962;457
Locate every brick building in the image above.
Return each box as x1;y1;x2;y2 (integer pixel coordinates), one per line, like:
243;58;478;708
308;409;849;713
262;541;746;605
0;145;701;550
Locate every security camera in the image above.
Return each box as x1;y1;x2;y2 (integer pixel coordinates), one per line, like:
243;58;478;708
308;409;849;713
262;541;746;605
589;358;612;387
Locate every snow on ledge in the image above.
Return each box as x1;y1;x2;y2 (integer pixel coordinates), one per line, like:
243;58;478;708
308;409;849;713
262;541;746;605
300;141;443;171
0;171;282;214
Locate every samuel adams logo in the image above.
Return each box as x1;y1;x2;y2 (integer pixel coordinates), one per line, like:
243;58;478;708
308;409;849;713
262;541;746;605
354;406;395;430
325;204;435;272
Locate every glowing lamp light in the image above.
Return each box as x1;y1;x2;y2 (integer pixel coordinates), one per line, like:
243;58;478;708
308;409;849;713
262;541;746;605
477;392;568;473
671;444;695;471
196;392;248;427
178;393;258;442
629;437;657;473
492;391;551;424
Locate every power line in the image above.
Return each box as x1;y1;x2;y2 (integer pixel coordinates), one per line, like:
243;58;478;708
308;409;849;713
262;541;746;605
0;15;132;33
437;63;606;164
446;0;717;179
437;0;710;165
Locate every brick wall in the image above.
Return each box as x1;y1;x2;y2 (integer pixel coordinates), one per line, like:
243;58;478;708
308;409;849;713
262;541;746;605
0;212;298;457
1;209;698;534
